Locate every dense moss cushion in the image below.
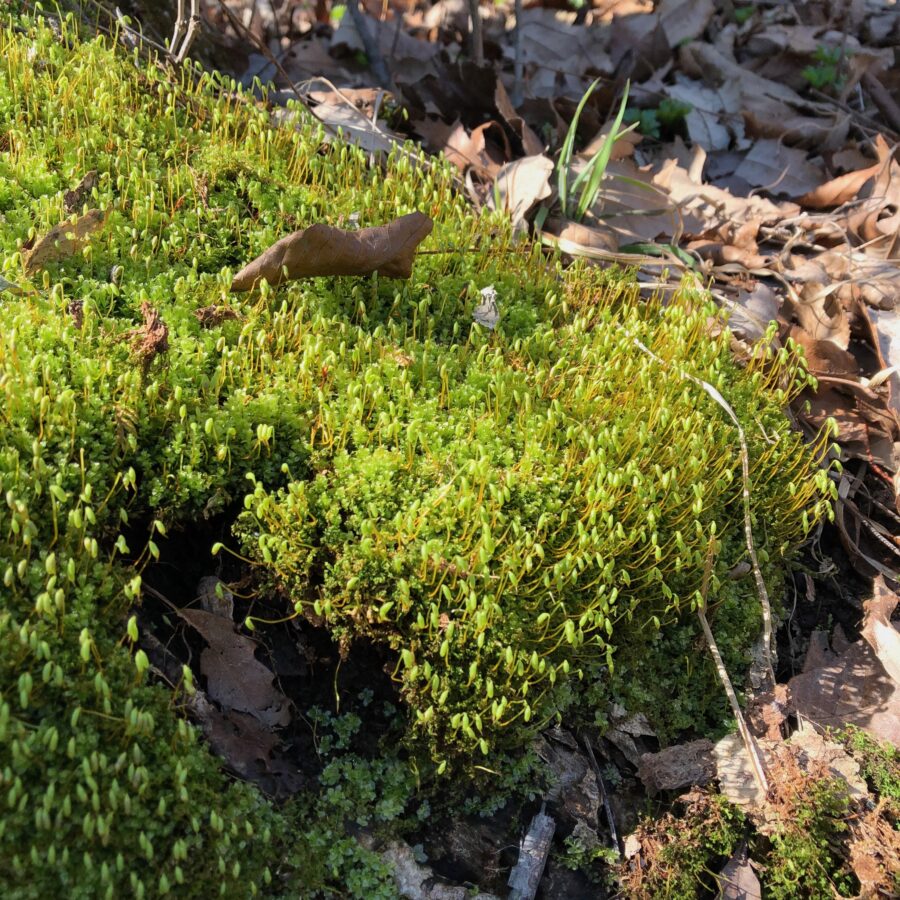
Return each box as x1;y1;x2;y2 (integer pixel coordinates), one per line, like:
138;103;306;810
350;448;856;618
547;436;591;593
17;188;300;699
0;10;833;896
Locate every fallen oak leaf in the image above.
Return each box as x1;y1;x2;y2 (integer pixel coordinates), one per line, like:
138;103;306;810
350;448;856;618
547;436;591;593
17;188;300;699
178;608;291;729
24;207;106;275
798;135;892;208
864;577;900;685
231;211;433;291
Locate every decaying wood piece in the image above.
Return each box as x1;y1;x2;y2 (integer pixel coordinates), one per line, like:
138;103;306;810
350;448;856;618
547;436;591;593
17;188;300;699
508;805;556;900
231;211;433;291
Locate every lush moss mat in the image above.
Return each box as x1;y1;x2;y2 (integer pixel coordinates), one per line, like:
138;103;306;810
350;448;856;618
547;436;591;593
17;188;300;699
0;9;833;897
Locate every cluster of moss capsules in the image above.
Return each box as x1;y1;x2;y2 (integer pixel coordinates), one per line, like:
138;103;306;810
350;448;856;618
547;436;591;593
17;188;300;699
0;5;835;896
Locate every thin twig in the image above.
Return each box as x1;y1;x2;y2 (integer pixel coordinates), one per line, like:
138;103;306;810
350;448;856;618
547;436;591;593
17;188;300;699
697;541;770;798
467;0;484;66
580;733;620;856
345;0;393;90
512;0;524;106
628;331;777;687
172;0;201;65
862;71;900;136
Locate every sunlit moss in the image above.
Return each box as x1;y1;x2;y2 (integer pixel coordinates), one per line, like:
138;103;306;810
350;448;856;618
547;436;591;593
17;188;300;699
0;7;835;896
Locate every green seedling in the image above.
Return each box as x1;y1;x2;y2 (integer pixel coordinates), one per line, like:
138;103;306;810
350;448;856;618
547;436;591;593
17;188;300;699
623;97;692;141
802;44;848;91
558;79;635;222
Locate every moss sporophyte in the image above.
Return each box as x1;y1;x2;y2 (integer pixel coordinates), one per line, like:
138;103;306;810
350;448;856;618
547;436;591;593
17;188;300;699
0;8;836;897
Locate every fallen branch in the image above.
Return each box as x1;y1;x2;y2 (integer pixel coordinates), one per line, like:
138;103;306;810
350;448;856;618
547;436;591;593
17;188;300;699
169;0;201;64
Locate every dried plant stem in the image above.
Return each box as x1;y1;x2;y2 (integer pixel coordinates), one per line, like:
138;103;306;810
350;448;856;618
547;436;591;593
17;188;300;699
581;733;620;855
512;0;524;105
629;333;777;687
169;0;200;64
467;0;484;66
698;543;770;798
346;0;393;90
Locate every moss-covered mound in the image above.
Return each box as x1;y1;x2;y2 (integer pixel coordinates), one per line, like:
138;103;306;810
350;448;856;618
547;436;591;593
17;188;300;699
0;9;834;896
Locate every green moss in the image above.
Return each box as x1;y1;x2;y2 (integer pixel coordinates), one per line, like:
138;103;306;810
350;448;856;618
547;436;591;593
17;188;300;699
0;7;835;894
839;725;900;802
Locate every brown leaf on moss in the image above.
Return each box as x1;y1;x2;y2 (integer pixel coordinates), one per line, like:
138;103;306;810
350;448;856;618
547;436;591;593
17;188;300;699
24;207;106;275
63;170;98;214
127;301;169;368
231;211;434;291
194;304;240;328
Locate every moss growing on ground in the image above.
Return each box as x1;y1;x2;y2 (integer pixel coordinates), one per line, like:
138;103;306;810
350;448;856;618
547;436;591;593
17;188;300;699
0;8;834;896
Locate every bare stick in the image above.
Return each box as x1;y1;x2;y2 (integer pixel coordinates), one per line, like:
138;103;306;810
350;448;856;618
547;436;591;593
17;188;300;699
628;331;777;687
508;805;555;900
512;0;524;105
467;0;484;66
863;71;900;136
581;733;620;856
345;0;393;90
173;0;201;64
171;0;185;54
697;542;770;798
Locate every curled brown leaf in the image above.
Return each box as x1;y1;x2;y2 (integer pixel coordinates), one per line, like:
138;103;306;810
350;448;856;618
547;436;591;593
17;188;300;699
231;211;434;291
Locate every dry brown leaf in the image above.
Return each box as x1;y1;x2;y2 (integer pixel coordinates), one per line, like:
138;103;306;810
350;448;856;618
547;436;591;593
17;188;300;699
727;283;780;343
187;692;303;798
817;249;900;311
310;98;402;155
179;608;291;728
332;12;438;66
799;135;890;208
24;208;106;275
413;117;504;176
574;157;679;244
864;577;900;685
231;212;433;291
488;154;553;231
655;0;714;48
733;140;824;198
679;42;848;150
494;80;544;157
665;75;741;151
784;287;851;348
654;151;796;237
63;170;98;214
544;217;618;254
511;8;613;100
787;630;900;746
788;326;857;376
